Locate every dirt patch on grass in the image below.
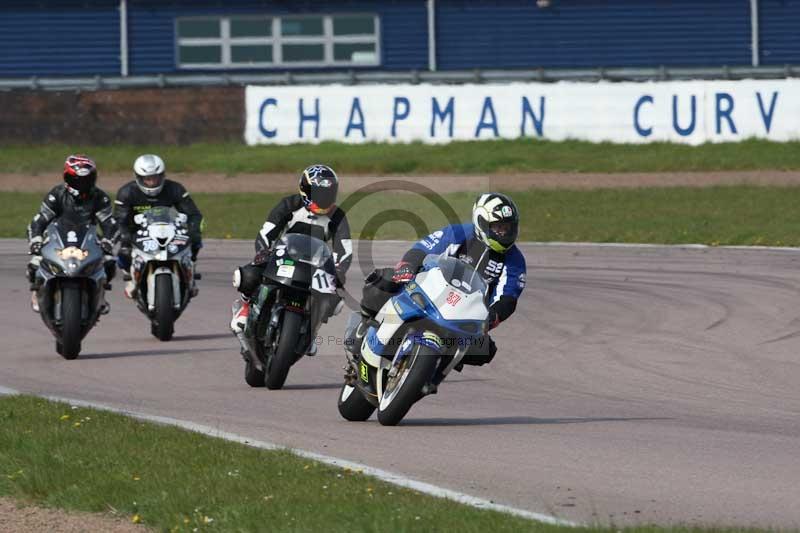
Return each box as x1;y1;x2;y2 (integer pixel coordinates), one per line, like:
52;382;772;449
3;171;800;194
0;498;149;533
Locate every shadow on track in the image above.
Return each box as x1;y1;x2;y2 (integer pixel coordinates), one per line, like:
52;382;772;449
282;382;343;391
172;333;232;342
400;416;672;427
80;347;230;359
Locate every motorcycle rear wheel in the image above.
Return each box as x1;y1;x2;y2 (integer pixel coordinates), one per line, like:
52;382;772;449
244;359;265;387
337;382;376;421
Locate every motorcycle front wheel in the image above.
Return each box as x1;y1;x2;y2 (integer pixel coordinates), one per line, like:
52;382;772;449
153;273;175;341
377;343;439;426
265;310;303;390
59;282;82;360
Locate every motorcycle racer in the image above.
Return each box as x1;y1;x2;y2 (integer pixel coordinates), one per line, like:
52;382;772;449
230;164;353;353
355;192;526;367
114;154;203;298
26;155;118;312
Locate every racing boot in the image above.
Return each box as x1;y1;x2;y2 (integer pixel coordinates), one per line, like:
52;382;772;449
230;298;250;334
30;290;39;313
124;280;138;300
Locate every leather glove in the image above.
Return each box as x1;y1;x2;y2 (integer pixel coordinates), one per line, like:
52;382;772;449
391;261;416;283
99;238;114;255
29;240;42;256
486;309;501;331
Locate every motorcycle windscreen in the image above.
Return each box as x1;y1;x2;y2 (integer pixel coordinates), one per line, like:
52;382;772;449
277;233;333;267
415;265;488;322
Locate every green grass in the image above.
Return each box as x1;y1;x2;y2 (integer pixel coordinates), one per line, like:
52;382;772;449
2;187;799;246
3;139;800;175
0;395;772;533
0;395;566;532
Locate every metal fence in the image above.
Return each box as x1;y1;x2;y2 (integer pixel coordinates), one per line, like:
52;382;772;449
1;65;799;92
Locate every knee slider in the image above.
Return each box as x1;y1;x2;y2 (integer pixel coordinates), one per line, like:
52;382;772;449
234;265;262;294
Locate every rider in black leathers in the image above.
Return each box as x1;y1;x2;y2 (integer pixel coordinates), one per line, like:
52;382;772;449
27;155;118;312
229;164;352;354
114;154;203;298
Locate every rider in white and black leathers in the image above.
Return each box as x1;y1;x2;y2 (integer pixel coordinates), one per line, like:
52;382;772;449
357;192;526;367
114;154;204;298
26;155;118;312
230;164;353;335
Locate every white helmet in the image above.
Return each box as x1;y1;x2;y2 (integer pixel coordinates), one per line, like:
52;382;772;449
133;154;166;197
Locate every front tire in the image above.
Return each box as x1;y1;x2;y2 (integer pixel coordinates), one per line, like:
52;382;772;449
265;310;303;390
338;382;376;421
153;274;175;341
60;283;82;360
377;344;439;426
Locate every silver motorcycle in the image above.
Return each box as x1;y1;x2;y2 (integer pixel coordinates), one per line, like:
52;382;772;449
34;218;108;359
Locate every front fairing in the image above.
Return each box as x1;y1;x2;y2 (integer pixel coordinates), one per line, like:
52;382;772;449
40;221;104;280
388;259;488;337
263;234;337;294
132;207;192;261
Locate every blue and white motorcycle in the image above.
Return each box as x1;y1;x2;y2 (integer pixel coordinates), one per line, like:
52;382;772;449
338;255;489;426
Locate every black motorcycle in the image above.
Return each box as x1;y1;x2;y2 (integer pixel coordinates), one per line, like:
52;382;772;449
236;233;340;390
34;218;108;359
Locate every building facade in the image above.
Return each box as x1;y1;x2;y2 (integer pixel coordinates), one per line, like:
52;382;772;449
1;0;798;77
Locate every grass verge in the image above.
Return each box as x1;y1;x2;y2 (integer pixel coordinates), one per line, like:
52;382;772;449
3;139;800;175
0;395;565;532
2;186;800;246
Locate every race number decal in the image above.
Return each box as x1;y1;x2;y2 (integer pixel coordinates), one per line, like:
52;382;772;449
311;268;337;293
446;291;462;306
277;264;296;278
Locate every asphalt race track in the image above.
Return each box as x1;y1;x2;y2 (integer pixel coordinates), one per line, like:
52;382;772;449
2;239;800;528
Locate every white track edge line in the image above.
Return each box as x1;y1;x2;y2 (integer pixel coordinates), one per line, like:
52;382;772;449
0;386;576;527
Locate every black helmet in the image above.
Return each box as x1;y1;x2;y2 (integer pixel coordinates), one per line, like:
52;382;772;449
63;154;97;200
472;192;520;253
299;164;339;215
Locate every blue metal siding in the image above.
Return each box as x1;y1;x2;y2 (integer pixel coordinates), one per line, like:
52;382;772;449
128;0;427;74
759;0;800;65
436;0;751;70
0;0;120;77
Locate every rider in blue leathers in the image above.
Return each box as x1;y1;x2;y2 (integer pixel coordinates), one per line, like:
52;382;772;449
355;192;525;367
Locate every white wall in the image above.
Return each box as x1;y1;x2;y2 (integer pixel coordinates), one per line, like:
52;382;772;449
244;80;800;145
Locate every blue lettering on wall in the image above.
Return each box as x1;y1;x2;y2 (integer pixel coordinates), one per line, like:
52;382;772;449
633;95;654;137
298;98;320;139
521;96;545;137
345;97;366;138
672;94;696;137
431;97;454;138
391;97;411;137
756;91;779;133
715;93;738;135
475;97;499;138
259;98;278;138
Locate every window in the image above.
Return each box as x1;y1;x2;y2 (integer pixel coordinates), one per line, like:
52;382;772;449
176;14;380;69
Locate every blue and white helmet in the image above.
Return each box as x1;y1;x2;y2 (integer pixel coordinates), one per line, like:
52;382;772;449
472;192;520;253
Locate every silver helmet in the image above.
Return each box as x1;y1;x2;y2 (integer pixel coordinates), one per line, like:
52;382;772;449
133;154;166;197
